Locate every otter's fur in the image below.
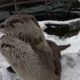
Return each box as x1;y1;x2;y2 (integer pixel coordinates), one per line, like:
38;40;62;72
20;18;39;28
0;14;70;80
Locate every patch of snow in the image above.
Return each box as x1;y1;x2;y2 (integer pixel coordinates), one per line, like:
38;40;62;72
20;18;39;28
38;18;80;25
61;52;80;80
38;22;47;30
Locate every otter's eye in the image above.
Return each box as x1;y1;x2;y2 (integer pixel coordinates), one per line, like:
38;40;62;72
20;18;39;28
0;24;5;28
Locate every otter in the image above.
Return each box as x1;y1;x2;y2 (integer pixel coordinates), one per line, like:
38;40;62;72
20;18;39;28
0;14;70;80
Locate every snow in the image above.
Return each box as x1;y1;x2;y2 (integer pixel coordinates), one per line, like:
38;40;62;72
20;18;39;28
0;19;80;80
39;20;80;80
38;18;80;25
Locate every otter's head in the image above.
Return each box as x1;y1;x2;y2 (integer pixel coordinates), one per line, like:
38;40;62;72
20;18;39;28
0;14;42;42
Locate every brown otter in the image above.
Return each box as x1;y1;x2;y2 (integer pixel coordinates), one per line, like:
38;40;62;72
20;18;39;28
0;14;70;80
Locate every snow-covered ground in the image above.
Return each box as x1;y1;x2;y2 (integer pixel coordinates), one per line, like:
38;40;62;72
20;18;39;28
0;19;80;80
39;20;80;80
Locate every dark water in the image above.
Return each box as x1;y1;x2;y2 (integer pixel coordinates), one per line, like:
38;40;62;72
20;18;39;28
34;12;80;21
44;23;80;38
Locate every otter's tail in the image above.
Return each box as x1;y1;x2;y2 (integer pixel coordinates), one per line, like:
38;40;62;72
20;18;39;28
58;44;70;51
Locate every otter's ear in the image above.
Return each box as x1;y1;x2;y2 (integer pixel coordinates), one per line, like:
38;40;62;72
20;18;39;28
29;15;41;28
7;66;16;73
